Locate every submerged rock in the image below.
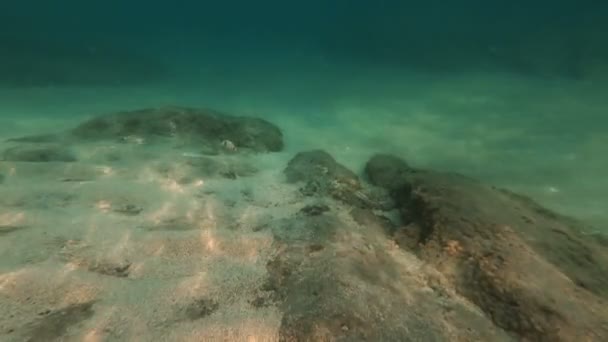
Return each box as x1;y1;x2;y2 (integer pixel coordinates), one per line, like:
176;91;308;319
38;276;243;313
364;153;413;190
365;153;608;341
6;106;284;155
88;262;131;278
262;150;524;340
70;106;284;152
284;150;358;185
269;151;608;341
284;150;390;209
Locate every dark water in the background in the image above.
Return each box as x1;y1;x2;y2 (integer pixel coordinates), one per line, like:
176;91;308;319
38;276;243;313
2;1;608;85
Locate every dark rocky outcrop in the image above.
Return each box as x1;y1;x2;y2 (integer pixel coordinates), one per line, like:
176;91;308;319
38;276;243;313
284;150;391;209
299;204;330;216
5;106;284;156
365;153;608;341
363;153;413;190
284;150;359;185
259;151;518;341
70;106;283;153
265;150;608;341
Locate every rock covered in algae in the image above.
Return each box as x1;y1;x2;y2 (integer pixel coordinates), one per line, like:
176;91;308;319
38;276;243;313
70;106;284;152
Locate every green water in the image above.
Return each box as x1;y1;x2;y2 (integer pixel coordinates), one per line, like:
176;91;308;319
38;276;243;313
1;2;607;341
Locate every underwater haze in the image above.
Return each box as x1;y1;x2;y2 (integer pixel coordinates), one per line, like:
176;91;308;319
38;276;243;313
1;1;608;341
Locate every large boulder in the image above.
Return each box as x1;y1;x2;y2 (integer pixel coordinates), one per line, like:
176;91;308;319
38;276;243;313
284;150;359;185
365;154;608;341
284;150;391;209
70;106;284;152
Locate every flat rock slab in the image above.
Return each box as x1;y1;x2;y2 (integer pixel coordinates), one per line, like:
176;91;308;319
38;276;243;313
5;106;284;156
284;150;392;209
365;154;608;341
70;106;284;153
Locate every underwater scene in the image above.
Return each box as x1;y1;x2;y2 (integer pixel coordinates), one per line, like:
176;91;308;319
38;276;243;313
1;1;607;341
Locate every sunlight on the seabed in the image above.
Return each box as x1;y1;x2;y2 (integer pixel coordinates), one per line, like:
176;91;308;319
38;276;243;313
0;211;25;226
200;229;217;252
95;200;112;212
82;305;123;342
162;178;186;193
0;269;27;292
83;328;104;342
97;165;114;177
148;202;174;224
0;157;272;339
110;231;132;257
61;261;80;276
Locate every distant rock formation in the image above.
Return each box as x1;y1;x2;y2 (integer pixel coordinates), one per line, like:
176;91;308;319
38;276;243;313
69;106;284;153
2;106;284;163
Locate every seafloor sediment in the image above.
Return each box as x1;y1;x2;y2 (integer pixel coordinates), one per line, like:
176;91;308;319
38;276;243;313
0;107;606;341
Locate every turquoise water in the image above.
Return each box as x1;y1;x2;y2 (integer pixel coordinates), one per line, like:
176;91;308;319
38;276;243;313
1;2;607;341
